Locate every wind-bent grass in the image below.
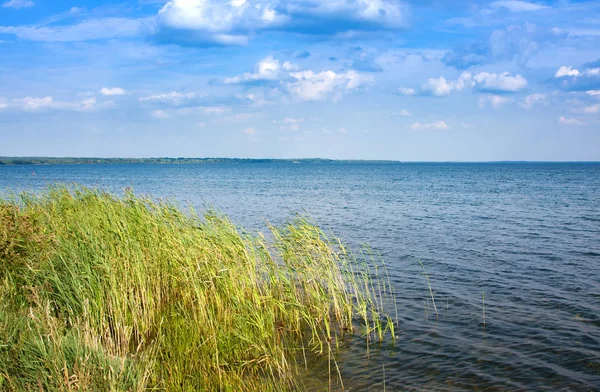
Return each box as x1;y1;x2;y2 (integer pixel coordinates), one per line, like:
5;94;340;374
0;185;395;391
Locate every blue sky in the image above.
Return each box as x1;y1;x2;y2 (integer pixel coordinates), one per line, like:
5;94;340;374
0;0;599;160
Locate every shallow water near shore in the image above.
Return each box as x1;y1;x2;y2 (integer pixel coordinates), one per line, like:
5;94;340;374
1;162;599;390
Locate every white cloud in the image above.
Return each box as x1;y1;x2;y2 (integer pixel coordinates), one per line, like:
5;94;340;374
555;66;600;78
224;56;291;84
582;104;600;114
287;70;372;101
197;122;207;128
338;127;348;134
555;66;581;78
558;116;585;126
399;109;412;116
280;117;304;131
152;109;171;119
421;76;454;97
489;1;548;12
244;127;257;135
520;93;547;109
155;0;408;46
455;71;474;90
2;0;33;9
79;96;97;111
410;121;449;130
586;90;600;96
479;95;510;109
13;96;52;110
0;18;147;42
399;87;415;95
11;96;97;111
140;91;197;102
282;61;298;71
158;0;286;32
155;0;286;46
473;72;527;92
100;87;127;96
419;72;474;96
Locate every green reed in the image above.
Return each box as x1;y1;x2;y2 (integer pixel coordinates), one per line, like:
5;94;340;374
0;185;395;391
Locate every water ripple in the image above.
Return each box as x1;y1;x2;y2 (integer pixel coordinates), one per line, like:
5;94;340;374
1;162;599;390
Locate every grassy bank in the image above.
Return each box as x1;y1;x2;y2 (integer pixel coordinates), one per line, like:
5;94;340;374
0;185;395;391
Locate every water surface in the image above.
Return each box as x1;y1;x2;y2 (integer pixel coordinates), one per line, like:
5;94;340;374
1;162;599;390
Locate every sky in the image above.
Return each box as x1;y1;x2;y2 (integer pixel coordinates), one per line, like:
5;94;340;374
0;0;599;160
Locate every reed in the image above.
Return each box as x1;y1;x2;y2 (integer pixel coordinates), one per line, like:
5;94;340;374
0;185;395;391
419;261;438;320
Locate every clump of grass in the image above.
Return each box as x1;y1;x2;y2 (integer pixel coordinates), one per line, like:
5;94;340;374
0;185;395;391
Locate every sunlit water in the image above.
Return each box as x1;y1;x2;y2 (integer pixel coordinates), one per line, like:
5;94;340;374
1;162;599;391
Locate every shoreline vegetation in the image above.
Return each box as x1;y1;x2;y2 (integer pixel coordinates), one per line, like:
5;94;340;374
1;157;597;165
0;185;396;391
0;157;397;165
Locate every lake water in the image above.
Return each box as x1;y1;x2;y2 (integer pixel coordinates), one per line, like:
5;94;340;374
1;162;599;391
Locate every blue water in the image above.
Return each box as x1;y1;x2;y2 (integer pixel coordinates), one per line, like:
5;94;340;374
1;162;599;391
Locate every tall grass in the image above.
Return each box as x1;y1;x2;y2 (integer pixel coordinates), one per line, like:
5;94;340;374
0;185;395;391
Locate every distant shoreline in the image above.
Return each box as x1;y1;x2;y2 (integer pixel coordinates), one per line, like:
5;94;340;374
1;157;599;165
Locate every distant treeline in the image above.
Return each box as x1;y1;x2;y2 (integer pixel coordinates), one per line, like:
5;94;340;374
0;157;375;165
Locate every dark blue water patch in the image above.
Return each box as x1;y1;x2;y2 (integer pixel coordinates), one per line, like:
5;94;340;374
1;162;599;390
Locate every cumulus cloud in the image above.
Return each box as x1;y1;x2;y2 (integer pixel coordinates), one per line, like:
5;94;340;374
398;87;415;95
399;109;412;116
473;72;527;92
555;65;600;79
224;56;292;85
223;57;369;102
410;120;449;130
286;69;373;101
417;71;525;96
553;60;600;91
100;87;127;96
153;0;409;46
3;0;33;9
558;116;585;125
1;1;408;45
420;72;473;96
479;95;510;109
15;96;54;110
421;76;455;97
11;96;97;111
155;0;280;46
555;66;580;78
489;1;548;12
520;93;547;109
443;24;567;69
244;127;257;135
